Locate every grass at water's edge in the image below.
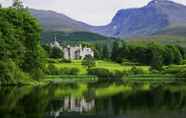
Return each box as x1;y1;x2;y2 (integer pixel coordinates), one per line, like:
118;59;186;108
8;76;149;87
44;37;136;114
2;59;186;86
53;60;150;74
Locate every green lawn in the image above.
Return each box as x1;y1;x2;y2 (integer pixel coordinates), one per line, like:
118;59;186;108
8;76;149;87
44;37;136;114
53;60;149;74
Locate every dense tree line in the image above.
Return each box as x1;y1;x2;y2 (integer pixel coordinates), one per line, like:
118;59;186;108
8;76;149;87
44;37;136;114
94;43;110;60
93;40;185;70
0;7;45;83
110;41;185;70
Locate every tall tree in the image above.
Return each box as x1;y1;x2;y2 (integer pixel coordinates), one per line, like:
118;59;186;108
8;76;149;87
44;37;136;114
111;41;120;62
12;0;24;9
94;43;103;59
50;47;63;59
82;55;96;69
102;45;110;59
0;8;46;81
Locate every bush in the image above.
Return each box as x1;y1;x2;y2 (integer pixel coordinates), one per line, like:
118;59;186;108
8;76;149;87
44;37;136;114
183;60;186;64
111;70;126;79
82;55;96;69
0;60;30;85
60;59;72;63
48;59;60;63
175;69;186;78
87;68;111;78
162;66;182;74
31;68;45;80
47;64;59;75
46;64;79;75
87;68;127;80
60;67;80;75
130;66;146;75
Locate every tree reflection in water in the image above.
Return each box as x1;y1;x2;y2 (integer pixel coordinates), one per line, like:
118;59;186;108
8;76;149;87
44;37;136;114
0;83;186;118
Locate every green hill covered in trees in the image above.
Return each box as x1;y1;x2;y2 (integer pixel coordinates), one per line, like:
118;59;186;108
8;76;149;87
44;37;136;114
41;31;116;44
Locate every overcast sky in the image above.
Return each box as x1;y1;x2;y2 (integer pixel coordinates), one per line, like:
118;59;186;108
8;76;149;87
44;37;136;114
1;0;186;25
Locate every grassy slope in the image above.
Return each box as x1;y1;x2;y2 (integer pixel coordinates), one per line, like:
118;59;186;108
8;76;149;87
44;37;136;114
54;60;149;74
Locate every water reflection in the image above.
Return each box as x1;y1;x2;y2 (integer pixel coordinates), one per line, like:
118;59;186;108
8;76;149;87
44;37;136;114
48;96;95;117
0;83;186;118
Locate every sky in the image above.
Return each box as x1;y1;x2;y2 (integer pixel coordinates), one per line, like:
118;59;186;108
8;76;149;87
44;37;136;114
1;0;186;26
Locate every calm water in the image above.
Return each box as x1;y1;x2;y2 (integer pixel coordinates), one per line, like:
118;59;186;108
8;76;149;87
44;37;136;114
1;82;186;118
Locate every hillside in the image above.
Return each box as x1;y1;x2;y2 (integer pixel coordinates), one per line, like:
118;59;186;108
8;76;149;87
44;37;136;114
41;31;116;43
153;26;186;36
30;9;92;32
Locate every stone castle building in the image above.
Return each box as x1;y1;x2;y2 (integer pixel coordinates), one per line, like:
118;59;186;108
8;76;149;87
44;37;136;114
50;39;94;60
63;45;94;60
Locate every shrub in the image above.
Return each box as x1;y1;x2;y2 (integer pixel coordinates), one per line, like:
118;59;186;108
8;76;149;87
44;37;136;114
31;68;45;80
88;68;127;79
60;67;80;75
130;66;145;75
87;68;111;78
48;59;60;63
47;64;59;75
82;55;96;69
0;60;30;85
46;64;80;75
162;66;182;74
111;70;126;79
50;47;64;59
60;59;72;63
175;69;186;78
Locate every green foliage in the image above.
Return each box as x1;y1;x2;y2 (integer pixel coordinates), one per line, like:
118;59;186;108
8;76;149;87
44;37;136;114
41;31;115;43
176;69;186;78
47;64;79;75
111;41;121;62
47;64;59;75
50;47;64;59
110;41;184;70
0;60;30;85
87;68;126;80
130;66;145;75
60;67;80;75
43;45;64;59
82;55;96;69
12;0;24;9
87;68;111;78
102;44;110;59
60;59;72;63
0;8;46;83
163;65;186;75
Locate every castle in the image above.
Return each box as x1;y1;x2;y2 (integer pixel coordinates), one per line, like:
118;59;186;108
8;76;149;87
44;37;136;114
50;39;94;60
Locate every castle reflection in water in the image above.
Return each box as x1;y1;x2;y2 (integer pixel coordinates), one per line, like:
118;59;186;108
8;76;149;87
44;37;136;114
48;96;95;117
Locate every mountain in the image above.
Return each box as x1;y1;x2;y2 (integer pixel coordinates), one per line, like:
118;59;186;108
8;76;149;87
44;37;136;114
92;0;186;38
153;26;186;36
30;0;186;38
30;9;92;32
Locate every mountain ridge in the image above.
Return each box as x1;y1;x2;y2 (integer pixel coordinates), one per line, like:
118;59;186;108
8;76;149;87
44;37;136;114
92;0;186;37
30;0;186;38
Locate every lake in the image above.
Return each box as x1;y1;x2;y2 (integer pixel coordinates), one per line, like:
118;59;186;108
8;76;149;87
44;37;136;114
0;82;186;118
